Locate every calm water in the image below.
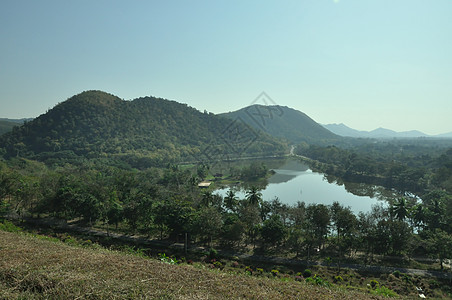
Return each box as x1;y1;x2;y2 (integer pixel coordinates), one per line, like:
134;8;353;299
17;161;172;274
216;159;388;214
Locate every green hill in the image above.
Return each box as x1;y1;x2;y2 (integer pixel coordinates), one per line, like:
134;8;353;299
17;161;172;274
221;105;341;145
0;91;287;168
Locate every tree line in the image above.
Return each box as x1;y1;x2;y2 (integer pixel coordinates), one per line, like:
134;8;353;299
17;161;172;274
1;157;451;268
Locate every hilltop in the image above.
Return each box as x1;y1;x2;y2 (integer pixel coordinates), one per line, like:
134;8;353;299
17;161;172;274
221;105;340;145
0;91;287;168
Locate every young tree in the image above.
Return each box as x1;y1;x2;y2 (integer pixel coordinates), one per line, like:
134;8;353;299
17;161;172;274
260;214;286;248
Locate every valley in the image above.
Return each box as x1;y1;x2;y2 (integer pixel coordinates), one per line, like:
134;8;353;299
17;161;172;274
1;90;452;299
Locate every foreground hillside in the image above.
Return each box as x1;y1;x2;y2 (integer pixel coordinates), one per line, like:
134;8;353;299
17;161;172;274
0;91;286;168
0;230;382;300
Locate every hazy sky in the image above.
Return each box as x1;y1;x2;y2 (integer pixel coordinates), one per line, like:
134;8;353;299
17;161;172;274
1;0;451;135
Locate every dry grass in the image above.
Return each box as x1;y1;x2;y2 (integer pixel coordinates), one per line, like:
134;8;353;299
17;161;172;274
0;230;383;299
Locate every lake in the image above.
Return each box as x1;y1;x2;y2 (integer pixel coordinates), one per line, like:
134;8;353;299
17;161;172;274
215;159;390;214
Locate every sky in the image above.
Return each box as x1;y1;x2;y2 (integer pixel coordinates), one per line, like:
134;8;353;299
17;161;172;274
1;0;451;135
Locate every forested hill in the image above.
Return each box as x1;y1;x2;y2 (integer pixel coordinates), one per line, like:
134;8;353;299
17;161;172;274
221;105;341;145
0;91;287;168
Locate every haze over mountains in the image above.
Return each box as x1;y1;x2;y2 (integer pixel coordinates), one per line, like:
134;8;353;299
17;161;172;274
323;123;452;139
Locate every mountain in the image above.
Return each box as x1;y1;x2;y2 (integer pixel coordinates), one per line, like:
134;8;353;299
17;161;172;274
435;132;452;138
221;105;340;145
0;118;31;135
0;91;287;168
323;123;436;138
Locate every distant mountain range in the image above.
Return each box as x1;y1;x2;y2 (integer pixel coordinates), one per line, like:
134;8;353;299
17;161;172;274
323;123;452;139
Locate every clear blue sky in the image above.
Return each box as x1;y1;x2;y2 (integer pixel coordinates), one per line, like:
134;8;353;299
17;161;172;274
1;0;451;135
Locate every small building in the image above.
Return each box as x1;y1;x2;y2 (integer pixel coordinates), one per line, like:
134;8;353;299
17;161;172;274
198;181;211;188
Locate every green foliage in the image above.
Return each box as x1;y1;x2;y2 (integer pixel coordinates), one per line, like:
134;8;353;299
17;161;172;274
370;286;398;297
158;253;178;265
305;275;330;287
303;269;312;278
369;279;379;288
392;270;401;278
0;220;22;232
0;91;287;168
208;248;218;260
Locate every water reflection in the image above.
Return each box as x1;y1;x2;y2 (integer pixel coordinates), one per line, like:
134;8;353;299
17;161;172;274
216;158;393;214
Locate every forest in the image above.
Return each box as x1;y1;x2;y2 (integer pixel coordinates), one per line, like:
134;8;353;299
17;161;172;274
1;148;451;270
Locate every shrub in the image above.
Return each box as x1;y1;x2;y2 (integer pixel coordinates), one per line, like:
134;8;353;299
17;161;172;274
271;269;279;277
245;266;253;275
370;279;379;289
306;275;330;287
231;261;239;268
371;286;398;297
392;270;401;278
0;220;21;232
334;275;343;283
303;269;312;278
158;253;177;265
209;248;218;259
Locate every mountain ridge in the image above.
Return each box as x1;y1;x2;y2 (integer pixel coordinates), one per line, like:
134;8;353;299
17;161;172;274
221;105;341;145
0;91;287;167
323;123;452;139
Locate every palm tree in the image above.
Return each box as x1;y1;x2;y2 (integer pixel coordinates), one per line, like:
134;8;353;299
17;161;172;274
224;190;238;211
246;186;262;206
392;198;407;221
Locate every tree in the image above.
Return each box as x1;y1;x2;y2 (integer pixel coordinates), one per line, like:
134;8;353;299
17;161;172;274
305;204;330;250
221;213;245;248
223;190;238;212
246;186;262;206
330;202;357;257
426;229;452;270
193;206;223;247
260;214;286;248
392;198;408;221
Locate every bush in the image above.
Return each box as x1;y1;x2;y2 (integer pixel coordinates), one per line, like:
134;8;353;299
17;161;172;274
0;220;21;232
334;275;343;283
303;269;312;278
371;286;398;297
392;270;401;278
306;275;330;287
370;279;379;289
271;269;279;277
209;248;218;259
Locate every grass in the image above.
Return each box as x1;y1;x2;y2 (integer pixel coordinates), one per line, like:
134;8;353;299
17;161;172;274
0;229;386;300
